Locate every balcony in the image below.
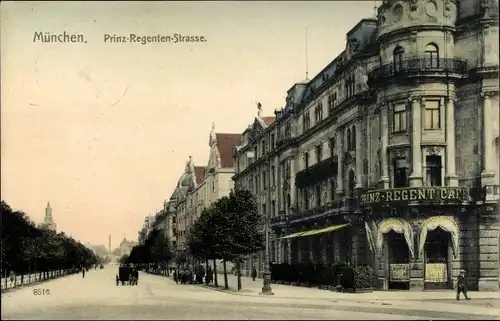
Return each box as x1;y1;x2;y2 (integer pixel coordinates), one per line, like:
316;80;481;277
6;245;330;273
368;57;468;86
295;157;337;189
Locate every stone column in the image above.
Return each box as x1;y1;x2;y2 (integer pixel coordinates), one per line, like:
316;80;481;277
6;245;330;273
445;97;458;187
379;103;390;188
409;95;423;187
481;92;496;185
336;130;344;196
355;116;364;190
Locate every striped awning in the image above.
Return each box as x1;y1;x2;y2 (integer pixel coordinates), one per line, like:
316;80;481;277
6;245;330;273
281;224;349;239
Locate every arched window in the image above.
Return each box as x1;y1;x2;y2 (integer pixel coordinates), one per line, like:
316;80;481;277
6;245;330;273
351;125;356;151
346;128;351;151
393;46;405;72
424;43;439;69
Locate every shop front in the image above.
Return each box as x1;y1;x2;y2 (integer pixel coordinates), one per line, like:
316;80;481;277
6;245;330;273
361;186;470;291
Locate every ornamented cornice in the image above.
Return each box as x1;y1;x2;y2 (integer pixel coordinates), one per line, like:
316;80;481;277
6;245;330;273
481;90;499;98
407;94;421;103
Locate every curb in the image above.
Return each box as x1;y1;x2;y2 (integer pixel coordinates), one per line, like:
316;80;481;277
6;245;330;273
192;283;256;297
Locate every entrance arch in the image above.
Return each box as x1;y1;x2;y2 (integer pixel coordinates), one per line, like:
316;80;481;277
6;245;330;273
418;216;459;290
376;218;415;290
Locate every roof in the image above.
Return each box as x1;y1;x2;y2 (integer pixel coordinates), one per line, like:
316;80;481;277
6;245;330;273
215;133;242;168
261;116;276;126
194;166;206;185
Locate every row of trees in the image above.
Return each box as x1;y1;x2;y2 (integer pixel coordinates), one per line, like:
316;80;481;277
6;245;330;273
1;201;99;281
122;219;174;275
186;189;264;290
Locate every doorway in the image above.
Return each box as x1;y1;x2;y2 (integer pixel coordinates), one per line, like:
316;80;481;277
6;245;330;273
387;231;410;290
424;227;451;290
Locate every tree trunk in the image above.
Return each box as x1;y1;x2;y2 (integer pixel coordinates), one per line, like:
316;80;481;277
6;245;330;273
222;260;229;289
236;259;242;291
213;259;218;287
21;274;24;285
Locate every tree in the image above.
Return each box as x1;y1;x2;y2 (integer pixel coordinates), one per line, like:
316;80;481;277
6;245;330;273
1;200;98;280
226;189;264;290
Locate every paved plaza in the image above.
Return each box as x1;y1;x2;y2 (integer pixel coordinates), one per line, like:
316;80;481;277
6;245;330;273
2;266;500;320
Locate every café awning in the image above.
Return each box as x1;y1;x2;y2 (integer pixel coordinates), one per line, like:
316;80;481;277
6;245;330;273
281;224;350;239
280;231;306;239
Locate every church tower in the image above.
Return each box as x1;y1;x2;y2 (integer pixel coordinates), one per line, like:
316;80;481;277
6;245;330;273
41;202;57;231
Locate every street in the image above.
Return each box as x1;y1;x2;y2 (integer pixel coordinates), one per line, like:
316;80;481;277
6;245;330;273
2;266;500;320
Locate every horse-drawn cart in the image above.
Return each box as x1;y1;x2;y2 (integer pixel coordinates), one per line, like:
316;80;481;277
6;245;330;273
116;265;138;286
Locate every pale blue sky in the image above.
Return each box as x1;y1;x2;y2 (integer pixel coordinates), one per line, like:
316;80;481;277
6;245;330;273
1;0;379;247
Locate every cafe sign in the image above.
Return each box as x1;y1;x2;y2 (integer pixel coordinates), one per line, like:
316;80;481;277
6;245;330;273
360;187;469;206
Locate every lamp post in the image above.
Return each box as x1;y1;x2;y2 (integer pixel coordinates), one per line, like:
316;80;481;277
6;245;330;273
260;216;274;295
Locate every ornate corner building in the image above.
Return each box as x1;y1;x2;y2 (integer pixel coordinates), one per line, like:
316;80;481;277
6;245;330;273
233;0;499;291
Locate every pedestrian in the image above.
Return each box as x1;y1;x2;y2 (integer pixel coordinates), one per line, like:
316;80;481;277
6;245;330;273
82;268;86;279
251;266;257;282
9;271;15;288
456;269;471;300
173;268;178;284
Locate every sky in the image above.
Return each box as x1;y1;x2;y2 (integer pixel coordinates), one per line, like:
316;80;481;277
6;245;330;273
1;0;379;248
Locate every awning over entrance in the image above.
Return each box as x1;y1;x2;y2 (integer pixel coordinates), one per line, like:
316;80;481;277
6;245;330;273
376;218;415;259
281;224;349;239
418;216;459;259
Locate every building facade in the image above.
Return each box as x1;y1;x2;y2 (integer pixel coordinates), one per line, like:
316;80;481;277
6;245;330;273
233;0;499;291
170;124;241;268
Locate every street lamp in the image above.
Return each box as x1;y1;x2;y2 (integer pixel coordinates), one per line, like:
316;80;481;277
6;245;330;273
260;215;274;295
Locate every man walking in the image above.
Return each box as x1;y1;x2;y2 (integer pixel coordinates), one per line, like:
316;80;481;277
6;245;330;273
456;269;470;300
251;266;257;282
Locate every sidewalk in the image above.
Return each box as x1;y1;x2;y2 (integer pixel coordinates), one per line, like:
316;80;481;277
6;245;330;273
200;273;500;302
1;270;76;293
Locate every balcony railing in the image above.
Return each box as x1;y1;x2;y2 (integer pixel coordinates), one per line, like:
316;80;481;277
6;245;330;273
368;57;468;82
295;157;337;189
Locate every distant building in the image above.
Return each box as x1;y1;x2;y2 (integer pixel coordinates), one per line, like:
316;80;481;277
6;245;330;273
39;202;57;232
118;237;138;257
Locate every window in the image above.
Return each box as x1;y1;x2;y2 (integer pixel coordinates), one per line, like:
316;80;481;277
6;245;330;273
426;155;442;186
303;112;311;131
304;188;309;209
424;100;441;129
316;144;322;163
254;146;258;160
304;152;310;168
393;46;405;72
271;165;276;186
284;122;291;138
393;158;409;188
329;138;335;158
348;170;355;196
346;128;352;151
262;171;267;190
315;101;324;123
424;44;439;69
393;103;407;132
315;185;321;207
330;179;336;201
351;126;356;151
270;133;275;149
262;204;266;216
271;200;276;217
262;140;267;155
